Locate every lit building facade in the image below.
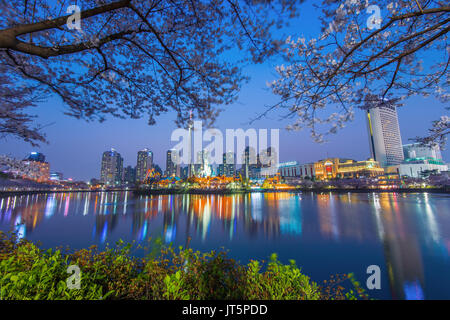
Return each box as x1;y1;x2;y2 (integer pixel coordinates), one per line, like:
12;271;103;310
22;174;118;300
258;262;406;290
50;172;63;181
278;161;300;177
218;152;236;177
387;158;448;178
136;149;153;182
384;143;448;178
22;152;50;182
366;103;404;167
242;146;259;179
100;149;123;185
277;162;317;179
259;147;278;177
194;150;212;177
403;143;443;161
166;149;180;177
21;160;50;182
123;165;136;185
338;159;385;178
299;163;315;179
314;158;384;180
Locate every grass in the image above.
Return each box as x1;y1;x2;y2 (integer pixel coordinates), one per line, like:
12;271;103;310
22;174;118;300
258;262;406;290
0;231;368;300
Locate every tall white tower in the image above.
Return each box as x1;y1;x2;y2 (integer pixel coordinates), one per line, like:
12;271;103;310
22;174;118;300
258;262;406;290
366;103;404;167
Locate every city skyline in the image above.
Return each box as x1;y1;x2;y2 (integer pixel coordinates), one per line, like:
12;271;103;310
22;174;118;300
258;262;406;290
1;98;448;181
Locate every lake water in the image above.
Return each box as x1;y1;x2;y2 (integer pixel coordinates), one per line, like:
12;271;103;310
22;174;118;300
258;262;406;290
1;191;449;300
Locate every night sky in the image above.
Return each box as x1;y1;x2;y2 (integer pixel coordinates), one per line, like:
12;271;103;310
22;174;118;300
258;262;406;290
1;3;448;181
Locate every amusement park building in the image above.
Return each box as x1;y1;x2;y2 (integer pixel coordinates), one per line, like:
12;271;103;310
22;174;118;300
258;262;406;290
314;158;384;180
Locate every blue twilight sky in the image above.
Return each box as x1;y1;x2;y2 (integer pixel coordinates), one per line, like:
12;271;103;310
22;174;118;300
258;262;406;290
0;3;448;181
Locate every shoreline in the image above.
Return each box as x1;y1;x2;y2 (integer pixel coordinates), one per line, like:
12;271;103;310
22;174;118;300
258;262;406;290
0;186;448;197
133;187;449;195
0;189;130;198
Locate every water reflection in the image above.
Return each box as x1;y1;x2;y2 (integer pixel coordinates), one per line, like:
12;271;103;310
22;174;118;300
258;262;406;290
0;191;449;299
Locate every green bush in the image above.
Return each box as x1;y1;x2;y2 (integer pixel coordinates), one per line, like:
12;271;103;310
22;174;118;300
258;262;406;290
0;231;367;300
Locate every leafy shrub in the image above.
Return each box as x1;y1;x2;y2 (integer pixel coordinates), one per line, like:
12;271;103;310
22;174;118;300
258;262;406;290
0;231;367;300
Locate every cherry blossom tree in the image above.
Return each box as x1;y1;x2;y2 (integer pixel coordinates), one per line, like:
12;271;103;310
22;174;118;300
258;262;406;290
266;0;449;146
0;0;300;145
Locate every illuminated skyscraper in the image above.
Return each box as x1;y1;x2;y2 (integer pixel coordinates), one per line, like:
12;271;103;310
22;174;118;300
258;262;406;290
136;149;153;182
166;149;180;176
242;146;258;179
123;165;136;185
100;148;123;185
218;152;236;177
223;151;235;177
366;103;404;167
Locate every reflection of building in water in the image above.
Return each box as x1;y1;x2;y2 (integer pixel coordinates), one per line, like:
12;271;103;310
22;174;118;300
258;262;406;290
0;194;54;236
94;213;119;243
259;193;297;238
370;193;425;300
316;193;340;240
263;192;301;236
278;194;302;236
130;195;165;240
162;195;182;244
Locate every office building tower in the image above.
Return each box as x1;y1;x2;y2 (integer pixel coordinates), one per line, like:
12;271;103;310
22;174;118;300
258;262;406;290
366;103;404;167
222;152;235;177
166;149;180;176
242;146;258;179
100;148;123;185
136;149;153;182
123;166;136;185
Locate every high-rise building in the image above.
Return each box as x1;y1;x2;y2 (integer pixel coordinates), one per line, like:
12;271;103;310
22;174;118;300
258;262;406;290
258;147;277;168
100;148;123;185
136;149;153;182
242;146;259;179
366;103;404;167
123;166;136;185
219;152;235;177
258;147;278;176
180;166;189;179
166;149;180;176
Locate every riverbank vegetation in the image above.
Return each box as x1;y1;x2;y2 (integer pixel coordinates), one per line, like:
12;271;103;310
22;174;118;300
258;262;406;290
0;231;368;300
